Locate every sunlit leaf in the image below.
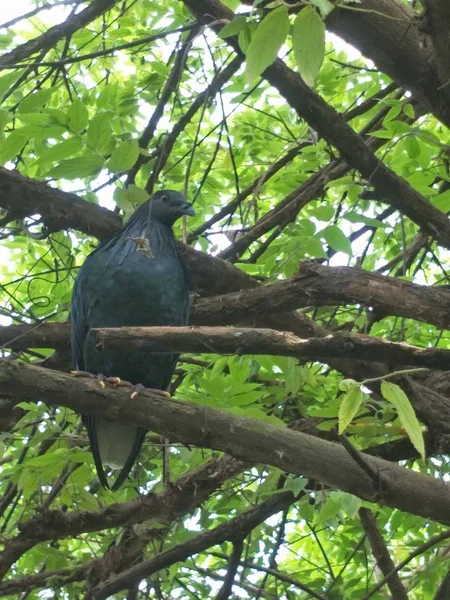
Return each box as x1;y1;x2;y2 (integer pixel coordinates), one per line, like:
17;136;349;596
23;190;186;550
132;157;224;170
381;381;425;460
245;6;290;83
292;7;325;87
219;16;247;39
338;384;364;433
108;139;140;172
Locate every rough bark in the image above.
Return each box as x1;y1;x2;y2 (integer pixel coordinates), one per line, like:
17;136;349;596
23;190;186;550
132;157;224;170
326;0;450;128
0;359;449;523
95;325;450;371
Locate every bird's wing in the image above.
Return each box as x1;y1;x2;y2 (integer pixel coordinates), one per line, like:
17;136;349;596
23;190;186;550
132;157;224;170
70;267;88;371
83;414;110;489
71;257;112;489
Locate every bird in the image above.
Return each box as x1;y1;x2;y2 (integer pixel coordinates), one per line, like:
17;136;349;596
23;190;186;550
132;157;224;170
70;190;195;491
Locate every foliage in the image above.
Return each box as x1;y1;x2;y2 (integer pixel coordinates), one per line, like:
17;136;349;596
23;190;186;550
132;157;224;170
0;0;449;598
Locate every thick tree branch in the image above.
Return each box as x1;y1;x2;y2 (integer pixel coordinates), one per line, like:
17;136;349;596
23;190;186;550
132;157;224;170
95;325;450;371
0;167;121;239
412;0;450;106
6;319;450;373
0;564;88;596
0;360;449;523
326;0;450;128
194;262;450;331
5;259;450;354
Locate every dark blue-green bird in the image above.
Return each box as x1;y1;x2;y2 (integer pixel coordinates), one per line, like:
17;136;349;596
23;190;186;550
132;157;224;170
70;190;194;491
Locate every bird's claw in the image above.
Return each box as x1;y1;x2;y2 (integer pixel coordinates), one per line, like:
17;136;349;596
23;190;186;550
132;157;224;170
130;385;170;400
71;370;95;378
130;383;145;400
70;371;121;389
101;376;121;387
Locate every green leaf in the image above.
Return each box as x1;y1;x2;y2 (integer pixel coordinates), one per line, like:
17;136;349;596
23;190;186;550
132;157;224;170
124;184;149;205
322;225;352;256
381;381;425;460
68;98;89;133
108;139;140;172
18;87;57;113
245;6;290;83
16;113;54;126
238;25;253;54
292;7;325;87
0;109;11;131
304;236;328;259
403;103;415;119
338;385;364;433
317;498;340;523
46;154;103;179
404;136;420;160
228;391;262;406
369;129;393;139
219;16;247;39
344;212;387;228
383;104;401;123
310;0;335;18
0;131;28;164
299;496;315;521
18;468;40;499
433;189;450;213
38;137;84;163
313;204;334;221
285;476;308;496
0;71;24;101
339;378;357;392
330;491;361;518
87;113;112;152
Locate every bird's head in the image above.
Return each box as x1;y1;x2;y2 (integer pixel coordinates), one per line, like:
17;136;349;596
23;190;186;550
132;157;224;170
132;190;195;227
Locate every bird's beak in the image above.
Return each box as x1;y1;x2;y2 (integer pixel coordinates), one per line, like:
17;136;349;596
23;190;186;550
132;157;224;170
182;203;195;217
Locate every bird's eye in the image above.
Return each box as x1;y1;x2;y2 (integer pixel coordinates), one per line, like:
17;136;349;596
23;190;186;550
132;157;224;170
161;195;169;203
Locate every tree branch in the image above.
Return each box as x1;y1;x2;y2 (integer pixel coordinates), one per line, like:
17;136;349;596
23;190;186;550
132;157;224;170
95;325;450;371
0;453;245;577
215;539;244;600
0;167;121;239
182;0;450;249
326;0;450;128
5;322;450;372
0;359;449;523
193;261;450;331
0;0;118;67
90;492;295;599
359;508;408;600
362;527;450;600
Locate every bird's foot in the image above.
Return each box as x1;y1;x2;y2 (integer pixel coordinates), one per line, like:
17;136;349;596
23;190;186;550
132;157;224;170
71;370;95;379
97;375;122;388
70;371;121;389
130;384;170;400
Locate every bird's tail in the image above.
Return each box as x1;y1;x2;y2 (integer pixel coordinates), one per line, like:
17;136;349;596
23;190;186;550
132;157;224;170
83;415;146;490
